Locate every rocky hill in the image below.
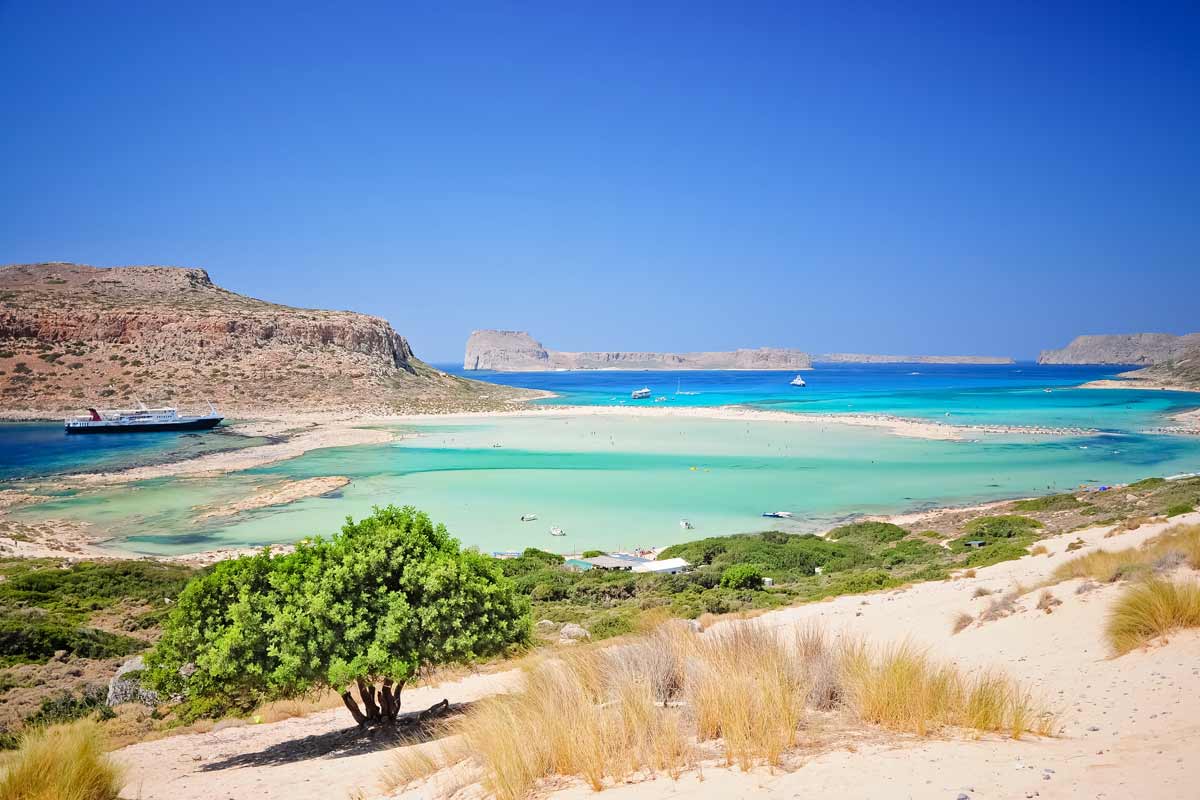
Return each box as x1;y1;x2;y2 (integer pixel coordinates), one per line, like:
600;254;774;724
817;352;1013;365
1114;343;1200;390
1038;333;1200;365
0;263;533;416
464;330;812;371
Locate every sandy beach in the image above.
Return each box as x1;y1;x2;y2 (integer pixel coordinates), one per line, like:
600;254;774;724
111;508;1200;800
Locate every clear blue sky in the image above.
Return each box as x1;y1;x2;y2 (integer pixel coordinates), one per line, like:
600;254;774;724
2;1;1197;361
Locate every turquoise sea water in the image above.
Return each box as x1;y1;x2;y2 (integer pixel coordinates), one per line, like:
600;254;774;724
4;364;1199;556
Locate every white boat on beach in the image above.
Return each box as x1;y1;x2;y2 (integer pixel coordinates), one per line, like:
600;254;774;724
520;514;538;522
550;526;565;536
631;388;651;399
789;375;806;387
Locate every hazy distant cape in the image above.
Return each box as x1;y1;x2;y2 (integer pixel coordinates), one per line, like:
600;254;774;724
464;331;1013;371
1038;333;1200;366
464;330;812;371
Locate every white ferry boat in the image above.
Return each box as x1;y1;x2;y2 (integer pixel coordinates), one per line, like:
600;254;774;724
631;387;651;399
65;402;222;434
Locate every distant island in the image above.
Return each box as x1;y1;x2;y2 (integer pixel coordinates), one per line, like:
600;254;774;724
464;330;812;371
0;263;534;416
816;352;1013;365
1038;333;1200;366
464;330;1013;371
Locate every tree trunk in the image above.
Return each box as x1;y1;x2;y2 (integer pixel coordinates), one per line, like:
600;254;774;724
340;690;368;726
357;678;381;721
380;679;399;721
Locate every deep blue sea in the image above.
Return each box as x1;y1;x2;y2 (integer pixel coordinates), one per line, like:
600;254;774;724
439;362;1197;434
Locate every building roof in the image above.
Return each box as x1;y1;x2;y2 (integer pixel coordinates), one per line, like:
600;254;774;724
632;557;690;573
581;554;648;570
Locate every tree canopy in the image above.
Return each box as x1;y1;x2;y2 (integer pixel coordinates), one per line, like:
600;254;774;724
145;506;530;725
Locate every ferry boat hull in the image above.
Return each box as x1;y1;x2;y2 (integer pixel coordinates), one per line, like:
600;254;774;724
65;416;222;434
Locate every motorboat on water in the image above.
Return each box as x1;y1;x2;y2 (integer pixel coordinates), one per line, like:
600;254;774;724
789;375;806;387
549;526;566;537
520;514;538;522
679;519;694;530
654;396;669;402
631;388;651;399
761;511;794;519
65;401;222;434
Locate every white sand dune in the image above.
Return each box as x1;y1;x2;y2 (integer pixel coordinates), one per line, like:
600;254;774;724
114;510;1200;800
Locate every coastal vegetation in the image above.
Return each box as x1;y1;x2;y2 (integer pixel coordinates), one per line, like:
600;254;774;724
144;506;530;725
387;622;1054;799
0;720;122;800
1106;579;1200;655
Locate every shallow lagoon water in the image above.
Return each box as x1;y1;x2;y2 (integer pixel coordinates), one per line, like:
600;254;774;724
15;412;1200;557
5;364;1199;556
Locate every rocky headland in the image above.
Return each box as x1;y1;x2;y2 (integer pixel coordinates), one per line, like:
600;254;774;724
817;352;1013;364
0;263;535;416
463;330;813;371
1038;332;1200;366
463;331;1015;372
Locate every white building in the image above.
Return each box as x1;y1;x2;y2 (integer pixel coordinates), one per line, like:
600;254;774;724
631;557;690;575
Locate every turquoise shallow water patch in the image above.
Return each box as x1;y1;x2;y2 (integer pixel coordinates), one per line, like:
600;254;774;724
14;413;1200;556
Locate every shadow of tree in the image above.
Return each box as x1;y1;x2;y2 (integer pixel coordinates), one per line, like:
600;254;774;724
198;700;465;772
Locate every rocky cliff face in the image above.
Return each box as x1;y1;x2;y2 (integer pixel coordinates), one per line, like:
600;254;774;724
0;263;531;416
464;330;812;371
817;353;1013;365
1116;344;1200;390
1038;333;1200;366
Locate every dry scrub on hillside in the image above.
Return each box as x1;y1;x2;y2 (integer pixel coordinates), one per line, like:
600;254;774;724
384;623;1055;800
0;720;123;800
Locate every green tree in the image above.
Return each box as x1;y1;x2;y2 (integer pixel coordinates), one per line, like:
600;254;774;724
720;564;764;590
145;506;530;726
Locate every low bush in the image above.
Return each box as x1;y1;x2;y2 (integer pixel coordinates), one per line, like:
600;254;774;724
720;564;763;590
1106;579;1200;655
0;720;123;800
1012;494;1084;512
826;521;908;545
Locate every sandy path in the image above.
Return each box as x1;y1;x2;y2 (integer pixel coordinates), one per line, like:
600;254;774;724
117;511;1200;800
116;670;521;800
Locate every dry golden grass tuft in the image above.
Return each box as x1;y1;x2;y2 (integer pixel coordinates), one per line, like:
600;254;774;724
1053;524;1200;585
388;622;1055;799
1105;578;1200;655
1029;544;1049;556
0;721;123;800
951;612;974;634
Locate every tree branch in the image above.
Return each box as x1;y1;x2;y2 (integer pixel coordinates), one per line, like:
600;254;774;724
357;677;381;720
340;690;368;726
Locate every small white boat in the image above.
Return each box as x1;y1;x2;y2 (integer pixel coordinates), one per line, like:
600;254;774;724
654;396;669;402
789;375;806;387
761;511;794;519
520;514;538;522
631;388;651;399
679;519;694;530
550;526;565;536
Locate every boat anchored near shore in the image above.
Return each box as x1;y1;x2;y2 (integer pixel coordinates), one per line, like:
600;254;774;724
65;402;222;434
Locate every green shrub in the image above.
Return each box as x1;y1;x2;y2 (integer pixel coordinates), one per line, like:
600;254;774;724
826;521;908;545
1166;503;1194;517
1012;493;1084;512
585;609;637;640
580;550;606;558
0;615;144;666
720;564;764;590
963;515;1043;538
881;540;942;568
